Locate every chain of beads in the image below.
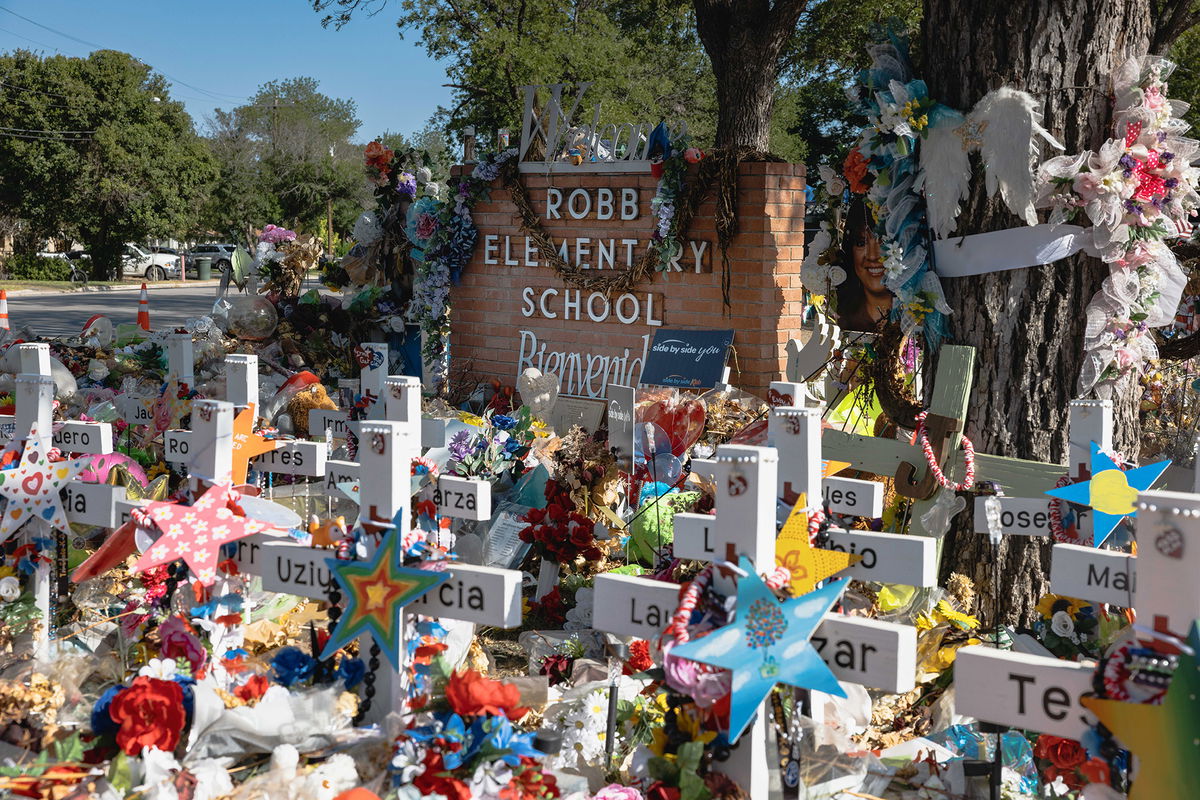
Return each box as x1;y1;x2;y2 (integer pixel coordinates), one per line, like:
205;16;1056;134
914;410;976;491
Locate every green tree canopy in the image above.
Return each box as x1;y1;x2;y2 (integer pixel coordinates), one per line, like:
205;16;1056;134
204;77;371;245
314;0;717;150
0;49;216;275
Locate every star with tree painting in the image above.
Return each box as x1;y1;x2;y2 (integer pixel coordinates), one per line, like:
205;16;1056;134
670;555;846;742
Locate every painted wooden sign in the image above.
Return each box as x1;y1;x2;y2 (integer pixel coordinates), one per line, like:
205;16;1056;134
1134;489;1200;634
823;477;884;518
972;496;1053;536
434;476;491;521
1050;544;1135;607
813;614;916;693
672;512;717;561
309;409;352;439
955;646;1096;739
592;573;680;639
823;529;938;587
407;563;523;627
62;481;123;528
52;421;112;455
252;441;327;477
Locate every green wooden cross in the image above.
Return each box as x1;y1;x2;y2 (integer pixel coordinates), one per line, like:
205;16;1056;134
822;345;1070;536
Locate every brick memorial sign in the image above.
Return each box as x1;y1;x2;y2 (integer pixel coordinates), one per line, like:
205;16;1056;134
448;163;807;398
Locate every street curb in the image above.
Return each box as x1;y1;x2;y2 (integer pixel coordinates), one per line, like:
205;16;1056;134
3;280;223;296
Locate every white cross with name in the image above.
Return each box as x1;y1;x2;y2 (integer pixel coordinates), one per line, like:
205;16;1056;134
594;437;918;797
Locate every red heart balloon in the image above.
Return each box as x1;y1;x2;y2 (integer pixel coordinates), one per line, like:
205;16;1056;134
637;391;705;457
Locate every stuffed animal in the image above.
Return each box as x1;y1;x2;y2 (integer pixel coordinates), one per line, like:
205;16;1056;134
287;383;338;437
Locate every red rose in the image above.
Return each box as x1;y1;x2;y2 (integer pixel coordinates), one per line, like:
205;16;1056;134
1035;735;1087;770
108;677;186;756
445;669;529;720
646;781;681;800
413;750;469;800
625;639;653;674
234;674;269;703
1079;757;1111;785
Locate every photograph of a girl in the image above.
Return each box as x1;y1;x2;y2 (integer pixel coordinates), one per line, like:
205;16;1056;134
835;197;894;332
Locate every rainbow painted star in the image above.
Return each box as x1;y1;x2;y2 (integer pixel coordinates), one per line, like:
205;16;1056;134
1082;621;1200;799
671;555;845;743
1045;442;1169;546
320;528;447;671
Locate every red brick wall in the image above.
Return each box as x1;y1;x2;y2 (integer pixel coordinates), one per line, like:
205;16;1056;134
448;162;806;399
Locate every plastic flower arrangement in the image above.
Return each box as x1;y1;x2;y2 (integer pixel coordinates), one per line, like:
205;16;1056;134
392;669;554;800
1032;593;1101;659
649;137;691;272
519;480;604;564
1036;55;1200;394
445;407;534;480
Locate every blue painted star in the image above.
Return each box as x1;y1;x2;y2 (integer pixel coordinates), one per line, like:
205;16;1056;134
320;528;447;671
671;556;845;743
1045;442;1169;546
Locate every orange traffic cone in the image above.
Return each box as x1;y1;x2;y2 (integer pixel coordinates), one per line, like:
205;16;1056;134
136;283;150;331
0;290;9;330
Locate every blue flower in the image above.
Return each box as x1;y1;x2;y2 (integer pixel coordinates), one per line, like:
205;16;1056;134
337;658;366;689
174;675;196;722
90;685;124;736
503;439;523;455
270;646;315;687
480;716;544;766
492;414;517;431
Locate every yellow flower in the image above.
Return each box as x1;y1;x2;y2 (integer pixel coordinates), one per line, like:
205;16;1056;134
456;412;485;428
1035;593;1085;620
933;600;980;631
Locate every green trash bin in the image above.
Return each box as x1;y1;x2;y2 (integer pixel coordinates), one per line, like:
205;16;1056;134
195;256;213;280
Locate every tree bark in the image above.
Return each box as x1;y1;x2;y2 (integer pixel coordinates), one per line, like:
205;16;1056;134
694;0;808;150
921;0;1153;626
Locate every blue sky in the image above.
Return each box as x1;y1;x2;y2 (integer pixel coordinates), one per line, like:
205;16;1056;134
0;0;451;140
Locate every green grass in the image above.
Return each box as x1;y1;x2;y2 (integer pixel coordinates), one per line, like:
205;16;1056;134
0;279;128;291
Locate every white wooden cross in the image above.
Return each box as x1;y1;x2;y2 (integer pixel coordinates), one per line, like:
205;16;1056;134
596;439;918;797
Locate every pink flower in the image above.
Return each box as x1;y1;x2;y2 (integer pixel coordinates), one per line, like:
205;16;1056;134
159;614;207;675
1145;86;1166;111
415;212;439;240
1114;347;1138;370
1072;172;1103;201
594;785;644;800
661;640;729;708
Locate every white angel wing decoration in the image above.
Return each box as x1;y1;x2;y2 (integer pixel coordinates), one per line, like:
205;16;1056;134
970;88;1064;226
921;110;970;239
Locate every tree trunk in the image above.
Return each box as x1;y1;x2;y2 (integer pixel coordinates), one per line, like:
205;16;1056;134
921;0;1153;626
694;0;807;150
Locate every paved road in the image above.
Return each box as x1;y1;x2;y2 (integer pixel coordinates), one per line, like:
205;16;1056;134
6;284;226;338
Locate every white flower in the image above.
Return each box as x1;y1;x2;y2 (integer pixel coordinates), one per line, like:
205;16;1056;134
1050;610;1075;637
416;167;433;184
0;577;20;603
469;760;513;799
188;759;234;800
1042;775;1071;797
352;212;382;246
564;586;594;630
423;181;444;200
138;658;178;680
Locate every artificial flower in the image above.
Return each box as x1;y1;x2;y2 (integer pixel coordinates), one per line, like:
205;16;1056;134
365;141;394;175
1079;757;1111;785
90;685;123;737
108;677;186;756
159;615;208;675
271;646;315;687
445;670;528;720
843;148;871;194
337;657;366;689
0;576;20;603
1035;735;1087;770
234;674;270;703
413;750;470;800
138;658;178;681
594;785;644;800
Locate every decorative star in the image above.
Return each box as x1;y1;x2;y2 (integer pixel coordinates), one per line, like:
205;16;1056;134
320;529;447;671
1082;621;1200;799
775;493;860;596
671;555;846;743
0;426;90;541
823;460;851;479
132;481;280;585
1045;442;1169;546
231;404;279;485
